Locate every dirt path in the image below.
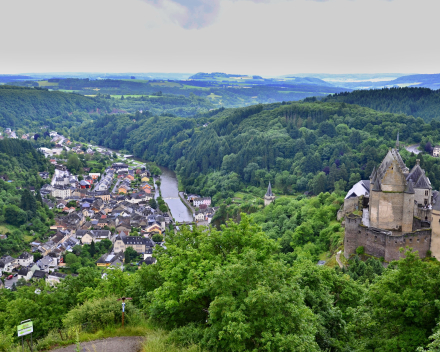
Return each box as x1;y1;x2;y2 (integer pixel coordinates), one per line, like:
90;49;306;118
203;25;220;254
336;250;344;268
47;336;143;352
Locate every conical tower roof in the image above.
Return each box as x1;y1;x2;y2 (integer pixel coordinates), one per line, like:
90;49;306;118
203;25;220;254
266;181;274;197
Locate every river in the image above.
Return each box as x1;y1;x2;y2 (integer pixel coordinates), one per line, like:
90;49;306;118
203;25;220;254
154;167;193;223
90;145;193;223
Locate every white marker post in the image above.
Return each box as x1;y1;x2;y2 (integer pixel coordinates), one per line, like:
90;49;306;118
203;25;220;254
17;319;33;352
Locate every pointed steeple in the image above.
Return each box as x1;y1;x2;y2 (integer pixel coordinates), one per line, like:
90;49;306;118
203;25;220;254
266;181;273;197
396;131;400;150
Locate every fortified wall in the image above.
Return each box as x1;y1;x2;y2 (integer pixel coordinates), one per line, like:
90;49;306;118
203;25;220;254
344;214;431;261
343;146;438;261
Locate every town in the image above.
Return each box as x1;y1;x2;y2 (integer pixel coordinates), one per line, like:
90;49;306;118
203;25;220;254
0;129;216;290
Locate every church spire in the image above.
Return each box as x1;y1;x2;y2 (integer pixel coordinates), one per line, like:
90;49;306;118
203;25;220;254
396;131;400;150
266;181;273;197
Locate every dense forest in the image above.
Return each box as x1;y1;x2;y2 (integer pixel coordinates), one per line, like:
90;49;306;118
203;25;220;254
0;139;54;256
322;87;440;122
0;85;110;129
77;100;440;203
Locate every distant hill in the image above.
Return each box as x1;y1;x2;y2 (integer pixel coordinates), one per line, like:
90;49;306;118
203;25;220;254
386;73;440;90
0;74;33;83
189;72;263;80
321;87;440;121
282;76;334;86
0;85;110;129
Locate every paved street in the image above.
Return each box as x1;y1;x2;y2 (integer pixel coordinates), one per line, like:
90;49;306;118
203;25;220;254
405;144;421;155
4;275;18;289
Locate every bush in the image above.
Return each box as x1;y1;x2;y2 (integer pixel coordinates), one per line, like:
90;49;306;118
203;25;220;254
63;296;141;330
356;246;365;255
166;323;204;348
152;234;163;243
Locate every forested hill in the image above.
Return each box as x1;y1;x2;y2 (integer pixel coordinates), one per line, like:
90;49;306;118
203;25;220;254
0;85;110;129
321;87;440;121
78;100;440;201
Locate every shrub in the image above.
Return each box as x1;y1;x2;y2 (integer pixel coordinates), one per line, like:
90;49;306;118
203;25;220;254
356;246;365;255
63;296;141;330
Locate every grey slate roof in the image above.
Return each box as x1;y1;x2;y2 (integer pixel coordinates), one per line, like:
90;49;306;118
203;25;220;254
265;181;273;197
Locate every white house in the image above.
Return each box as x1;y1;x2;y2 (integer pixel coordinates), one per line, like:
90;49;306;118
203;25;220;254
52;185;72;199
16;252;34;266
193;197;211;207
46;272;67;286
18;267;33;281
0;256;16;273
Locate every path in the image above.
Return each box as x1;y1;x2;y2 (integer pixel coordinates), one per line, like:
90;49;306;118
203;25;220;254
405;144;421;155
178;192;195;213
47;336;143;352
336;250;344;269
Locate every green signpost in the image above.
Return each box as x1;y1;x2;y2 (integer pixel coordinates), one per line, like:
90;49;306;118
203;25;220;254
17;319;33;351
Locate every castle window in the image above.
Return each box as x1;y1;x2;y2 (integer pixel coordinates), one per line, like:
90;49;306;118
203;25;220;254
425;190;429;196
417;239;420;242
358;230;361;234
395;240;397;243
425;199;428;205
374;235;377;239
410;238;412;242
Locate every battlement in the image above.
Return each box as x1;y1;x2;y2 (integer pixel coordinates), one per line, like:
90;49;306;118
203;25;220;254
344;214;431;261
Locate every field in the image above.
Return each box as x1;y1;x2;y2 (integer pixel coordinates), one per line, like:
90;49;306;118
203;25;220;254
149;81;182;87
121;79;150;83
182;84;210;90
110;95;159;99
206;93;222;100
37;80;59;87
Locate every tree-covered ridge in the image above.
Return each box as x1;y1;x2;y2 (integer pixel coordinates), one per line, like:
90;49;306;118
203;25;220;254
0;140;54;256
321;87;440;122
78;100;440;201
0;85;110;129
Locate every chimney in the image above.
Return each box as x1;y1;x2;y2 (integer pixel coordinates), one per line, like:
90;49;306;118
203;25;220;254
416;159;420;166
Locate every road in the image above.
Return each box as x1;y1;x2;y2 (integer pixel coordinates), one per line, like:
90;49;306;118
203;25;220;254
48;336;143;352
4;275;18;289
405;144;421;155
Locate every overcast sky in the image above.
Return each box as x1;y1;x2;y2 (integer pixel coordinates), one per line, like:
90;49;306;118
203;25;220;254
0;0;438;76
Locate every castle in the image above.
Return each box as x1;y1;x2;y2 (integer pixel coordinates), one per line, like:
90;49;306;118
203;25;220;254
344;142;440;261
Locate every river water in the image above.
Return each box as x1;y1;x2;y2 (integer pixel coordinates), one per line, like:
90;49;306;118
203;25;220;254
92;145;193;223
154;167;193;223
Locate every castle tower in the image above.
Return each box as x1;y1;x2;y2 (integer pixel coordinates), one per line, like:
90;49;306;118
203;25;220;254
431;200;440;259
264;182;275;206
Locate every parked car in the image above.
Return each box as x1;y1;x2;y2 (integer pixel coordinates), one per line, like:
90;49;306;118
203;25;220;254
7;275;13;280
13;273;18;277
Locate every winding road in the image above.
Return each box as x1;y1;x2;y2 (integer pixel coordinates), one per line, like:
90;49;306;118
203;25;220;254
405;144;421;155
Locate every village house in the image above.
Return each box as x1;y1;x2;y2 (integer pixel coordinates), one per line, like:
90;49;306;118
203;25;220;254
17;267;33;281
96;253;124;268
0;255;15;272
193;197;212;207
16;252;34;266
46;272;68;286
113;232;155;254
76;230;111;244
37;255;58;272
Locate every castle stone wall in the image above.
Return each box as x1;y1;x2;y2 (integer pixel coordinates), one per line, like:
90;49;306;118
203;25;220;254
344;215;431;261
370;192;407;231
431;210;440;259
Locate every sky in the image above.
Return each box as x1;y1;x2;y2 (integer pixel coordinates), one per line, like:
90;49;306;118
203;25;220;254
0;0;439;76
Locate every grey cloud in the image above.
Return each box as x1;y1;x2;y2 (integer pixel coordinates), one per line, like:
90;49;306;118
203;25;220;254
144;0;268;29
